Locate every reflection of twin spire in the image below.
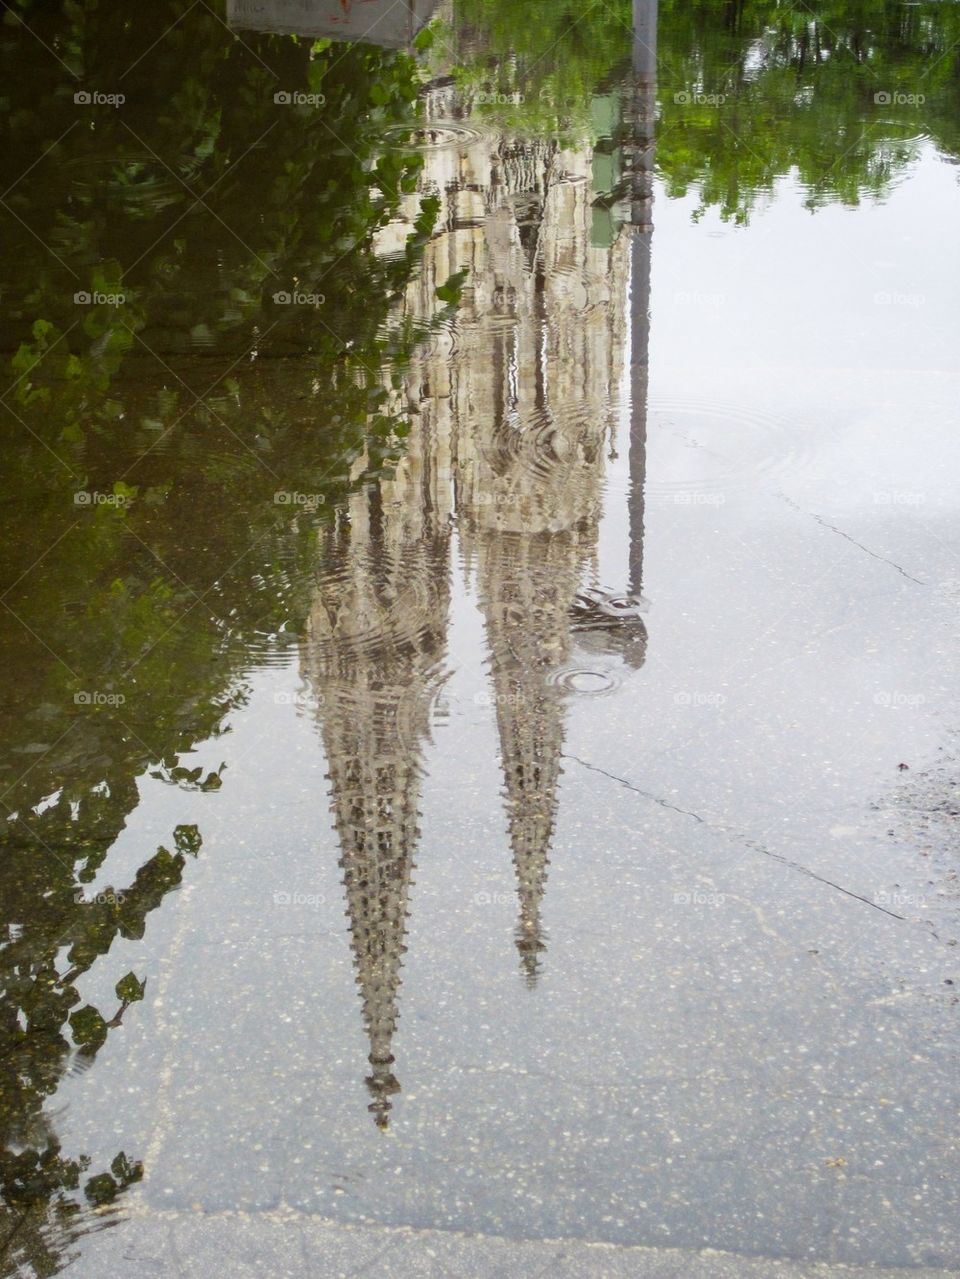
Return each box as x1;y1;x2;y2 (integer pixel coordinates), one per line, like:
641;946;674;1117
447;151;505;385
454;145;630;980
303;84;647;1123
303;436;451;1127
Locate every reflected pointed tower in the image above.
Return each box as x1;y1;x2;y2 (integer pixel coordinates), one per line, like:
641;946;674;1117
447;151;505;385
302;370;452;1127
481;170;627;982
376;85;583;983
447;132;631;981
478;537;577;985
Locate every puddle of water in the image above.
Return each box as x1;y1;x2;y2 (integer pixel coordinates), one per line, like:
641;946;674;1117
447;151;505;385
1;0;959;1274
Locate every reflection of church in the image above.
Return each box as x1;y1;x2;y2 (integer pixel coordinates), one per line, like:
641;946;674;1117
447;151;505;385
302;78;647;1123
302;403;452;1127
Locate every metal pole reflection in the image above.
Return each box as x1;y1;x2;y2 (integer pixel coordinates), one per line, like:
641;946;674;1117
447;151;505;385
628;0;657;600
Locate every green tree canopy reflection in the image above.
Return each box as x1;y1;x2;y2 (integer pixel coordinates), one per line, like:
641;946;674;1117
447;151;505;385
0;3;449;1267
446;0;960;220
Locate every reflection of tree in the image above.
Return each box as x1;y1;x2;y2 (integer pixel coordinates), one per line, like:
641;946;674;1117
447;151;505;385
447;0;960;221
0;0;448;792
654;0;960;222
448;0;636;132
0;0;450;832
0;815;196;1274
0;2;451;1264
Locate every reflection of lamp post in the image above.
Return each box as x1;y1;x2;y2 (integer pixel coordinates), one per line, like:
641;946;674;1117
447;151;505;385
627;0;657;600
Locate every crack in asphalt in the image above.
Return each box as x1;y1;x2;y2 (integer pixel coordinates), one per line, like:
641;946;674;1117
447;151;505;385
777;493;926;586
561;752;909;922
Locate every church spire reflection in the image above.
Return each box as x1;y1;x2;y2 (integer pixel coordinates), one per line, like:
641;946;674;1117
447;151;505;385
303;40;654;1115
302;405;452;1125
452;129;636;980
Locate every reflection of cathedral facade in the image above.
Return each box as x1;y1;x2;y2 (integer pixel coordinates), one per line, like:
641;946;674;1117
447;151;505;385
303;80;640;1121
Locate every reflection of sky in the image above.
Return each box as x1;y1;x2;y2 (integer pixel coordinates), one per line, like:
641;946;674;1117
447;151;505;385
596;140;959;839
651;145;960;377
